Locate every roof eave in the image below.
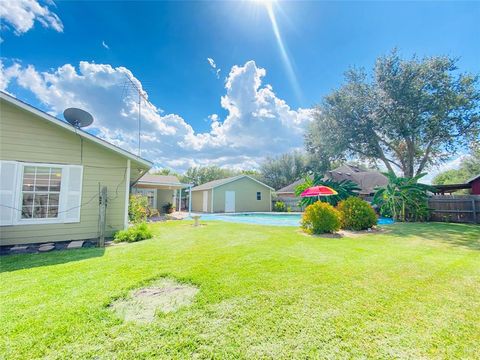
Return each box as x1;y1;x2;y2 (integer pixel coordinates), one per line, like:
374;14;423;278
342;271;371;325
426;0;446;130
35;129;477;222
1;91;153;168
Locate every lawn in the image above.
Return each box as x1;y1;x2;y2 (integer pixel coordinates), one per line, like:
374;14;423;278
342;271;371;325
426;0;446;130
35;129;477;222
1;221;479;359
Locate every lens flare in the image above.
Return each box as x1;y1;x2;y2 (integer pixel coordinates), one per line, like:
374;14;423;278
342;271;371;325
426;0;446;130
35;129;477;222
264;1;302;102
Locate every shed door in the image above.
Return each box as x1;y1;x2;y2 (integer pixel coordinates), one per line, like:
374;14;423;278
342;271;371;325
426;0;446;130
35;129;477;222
202;191;208;212
225;191;235;213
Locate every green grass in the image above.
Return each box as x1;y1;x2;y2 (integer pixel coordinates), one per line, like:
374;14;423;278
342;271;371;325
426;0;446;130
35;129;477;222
1;221;479;359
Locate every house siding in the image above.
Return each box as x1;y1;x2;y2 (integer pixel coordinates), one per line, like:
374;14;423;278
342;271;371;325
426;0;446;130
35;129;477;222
213;177;271;212
191;189;212;212
0;100;131;245
157;189;174;211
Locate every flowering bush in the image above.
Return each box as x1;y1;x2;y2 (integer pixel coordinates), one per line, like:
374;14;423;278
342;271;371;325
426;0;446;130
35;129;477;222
129;194;148;223
301;201;341;234
337;197;377;230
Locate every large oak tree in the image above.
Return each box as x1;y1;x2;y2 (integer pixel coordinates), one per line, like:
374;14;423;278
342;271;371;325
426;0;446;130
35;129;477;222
305;50;480;177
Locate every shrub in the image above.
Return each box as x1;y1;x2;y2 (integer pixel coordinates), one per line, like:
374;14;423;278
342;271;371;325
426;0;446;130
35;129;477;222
273;201;287;212
129;194;148;223
301;201;341;234
337;197;377;230
114;222;153;243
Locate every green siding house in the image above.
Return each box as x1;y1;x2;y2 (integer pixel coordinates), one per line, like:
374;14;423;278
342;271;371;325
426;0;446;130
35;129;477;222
191;175;273;213
0;92;152;246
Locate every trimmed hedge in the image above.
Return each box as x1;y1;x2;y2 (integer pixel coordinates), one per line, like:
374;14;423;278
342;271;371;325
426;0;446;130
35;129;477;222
301;201;341;234
337;197;377;231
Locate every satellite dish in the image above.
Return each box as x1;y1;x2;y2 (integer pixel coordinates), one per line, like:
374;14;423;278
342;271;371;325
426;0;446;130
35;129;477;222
63;108;94;128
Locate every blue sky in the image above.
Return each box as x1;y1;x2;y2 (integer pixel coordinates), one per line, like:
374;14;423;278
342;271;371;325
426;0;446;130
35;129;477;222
1;0;479;174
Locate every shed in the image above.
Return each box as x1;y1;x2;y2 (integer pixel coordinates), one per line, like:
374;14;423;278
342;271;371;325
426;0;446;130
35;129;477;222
191;175;273;213
0;92;152;246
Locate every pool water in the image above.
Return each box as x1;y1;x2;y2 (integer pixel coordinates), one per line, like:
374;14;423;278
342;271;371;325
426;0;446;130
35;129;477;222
190;213;394;227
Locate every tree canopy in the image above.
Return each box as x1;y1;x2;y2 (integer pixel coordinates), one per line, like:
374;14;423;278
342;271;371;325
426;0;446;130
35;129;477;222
259;151;308;190
433;143;480;185
306;50;480;178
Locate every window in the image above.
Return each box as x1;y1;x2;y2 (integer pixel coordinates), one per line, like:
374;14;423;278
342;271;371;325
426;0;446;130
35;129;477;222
134;188;156;208
256;191;262;200
21;166;62;219
0;161;83;226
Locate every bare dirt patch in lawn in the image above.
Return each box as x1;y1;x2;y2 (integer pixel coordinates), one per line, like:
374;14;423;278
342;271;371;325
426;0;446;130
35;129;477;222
111;278;199;324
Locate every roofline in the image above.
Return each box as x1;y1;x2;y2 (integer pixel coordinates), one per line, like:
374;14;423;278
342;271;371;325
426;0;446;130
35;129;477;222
191;175;274;191
0;91;153;168
467;174;480;183
136;181;193;188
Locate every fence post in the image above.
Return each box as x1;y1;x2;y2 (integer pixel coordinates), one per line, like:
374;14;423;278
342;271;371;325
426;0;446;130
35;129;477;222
99;186;107;247
473;199;477;224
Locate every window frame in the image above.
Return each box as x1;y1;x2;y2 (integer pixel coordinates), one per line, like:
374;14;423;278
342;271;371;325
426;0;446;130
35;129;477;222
256;191;262;201
14;162;69;225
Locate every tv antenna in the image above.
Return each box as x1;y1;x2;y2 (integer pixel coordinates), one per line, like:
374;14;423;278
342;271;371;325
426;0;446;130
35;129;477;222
63;108;94;128
122;74;148;157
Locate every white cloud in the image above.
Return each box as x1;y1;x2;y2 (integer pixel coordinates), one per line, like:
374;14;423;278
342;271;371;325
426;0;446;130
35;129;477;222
1;59;312;171
102;40;110;50
207;57;221;79
0;0;63;37
207;58;216;69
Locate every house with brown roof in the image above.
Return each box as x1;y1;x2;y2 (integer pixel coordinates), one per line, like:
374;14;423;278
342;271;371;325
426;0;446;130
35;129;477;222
276;165;388;198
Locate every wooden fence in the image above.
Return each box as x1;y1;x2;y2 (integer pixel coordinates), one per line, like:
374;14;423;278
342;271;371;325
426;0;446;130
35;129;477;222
428;195;480;224
273;197;304;212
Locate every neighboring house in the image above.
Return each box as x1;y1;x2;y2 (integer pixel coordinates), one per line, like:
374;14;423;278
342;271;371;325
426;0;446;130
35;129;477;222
325;165;388;196
191;175;273;213
276;165;388;198
0;92;152;246
132;174;192;213
276;177;312;198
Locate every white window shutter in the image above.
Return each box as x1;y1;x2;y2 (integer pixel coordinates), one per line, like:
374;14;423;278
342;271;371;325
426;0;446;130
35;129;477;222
63;165;83;223
0;161;19;226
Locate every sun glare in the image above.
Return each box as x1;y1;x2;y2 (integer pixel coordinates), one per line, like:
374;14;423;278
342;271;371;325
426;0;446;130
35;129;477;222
257;0;302;102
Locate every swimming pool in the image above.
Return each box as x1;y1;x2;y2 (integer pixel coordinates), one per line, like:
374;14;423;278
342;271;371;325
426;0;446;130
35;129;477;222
189;213;394;227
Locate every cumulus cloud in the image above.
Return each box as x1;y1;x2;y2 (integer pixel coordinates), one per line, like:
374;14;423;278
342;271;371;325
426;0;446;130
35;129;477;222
0;59;312;171
0;0;63;37
207;57;221;79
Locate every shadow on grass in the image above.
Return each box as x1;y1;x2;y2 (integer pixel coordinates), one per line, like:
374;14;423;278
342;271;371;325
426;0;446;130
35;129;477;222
0;247;105;273
386;222;480;250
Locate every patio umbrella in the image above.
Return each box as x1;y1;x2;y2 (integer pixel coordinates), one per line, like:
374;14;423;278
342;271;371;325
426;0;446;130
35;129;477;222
300;185;338;200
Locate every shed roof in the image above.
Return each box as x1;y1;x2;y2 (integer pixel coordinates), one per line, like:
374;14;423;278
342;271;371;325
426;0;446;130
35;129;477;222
191;175;274;191
0;91;152;168
467;173;480;183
